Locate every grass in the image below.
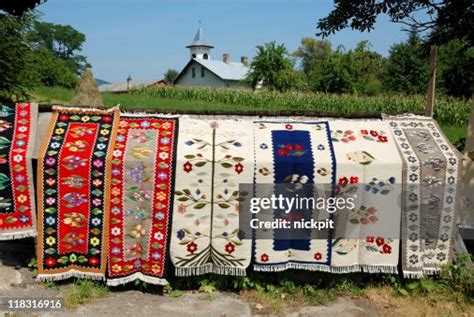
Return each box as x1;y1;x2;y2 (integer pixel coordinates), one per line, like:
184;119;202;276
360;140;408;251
63;280;110;309
28;86;469;146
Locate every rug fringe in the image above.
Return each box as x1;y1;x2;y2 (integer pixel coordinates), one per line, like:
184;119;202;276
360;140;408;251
175;264;246;276
254;263;398;274
52;105;120;114
0;230;37;241
36;270;105;282
121;111;179;118
254;263;332;272
106;272;168;286
402;271;424;279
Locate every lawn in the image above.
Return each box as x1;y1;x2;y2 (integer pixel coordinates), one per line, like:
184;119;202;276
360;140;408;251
28;86;469;147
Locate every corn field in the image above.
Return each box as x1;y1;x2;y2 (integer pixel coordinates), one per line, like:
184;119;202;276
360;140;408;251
132;87;471;126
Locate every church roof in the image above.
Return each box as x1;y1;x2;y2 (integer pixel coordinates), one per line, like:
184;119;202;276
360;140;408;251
174;58;249;83
186;26;214;48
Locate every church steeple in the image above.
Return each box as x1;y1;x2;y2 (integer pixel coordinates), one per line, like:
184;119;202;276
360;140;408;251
186;24;214;60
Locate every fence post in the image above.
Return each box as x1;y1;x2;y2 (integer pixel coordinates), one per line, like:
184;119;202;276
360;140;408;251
426;46;437;117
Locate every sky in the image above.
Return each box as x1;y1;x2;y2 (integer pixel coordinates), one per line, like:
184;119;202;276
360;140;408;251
36;0;412;83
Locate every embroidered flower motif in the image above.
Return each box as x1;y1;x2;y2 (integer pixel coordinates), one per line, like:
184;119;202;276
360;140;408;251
90;237;100;247
365;236;375;243
176;229;186;240
378;135;388;142
285;124;293;130
50;142;61;149
45;257;56;267
113;150;122;157
210;122;219;130
187;242;198;254
317;144;325;151
151;252;162;260
140;120;150;128
382;244;392;254
157;172;168;180
111;227;121;236
260;143;268;150
17;194;27;203
19;215;29;223
93;159;104;168
45;157;56;166
155;192;166;201
81;116;90;122
89;257;99;266
260;253;269;262
160;137;170;144
314;252;322;260
159;152;169;160
54;128;65;135
225;242;235;254
45;236;56;246
234;163;244;174
154;232;164;240
46;216;56;225
183;161;193;173
155;212;165;220
130;224;147;238
375;237;385;246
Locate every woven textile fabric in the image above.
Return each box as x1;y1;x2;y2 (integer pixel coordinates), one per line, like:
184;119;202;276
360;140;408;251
0;102;38;240
36;107;120;281
170;118;254;276
253;121;336;271
385;116;461;278
107;115;178;286
329;120;402;274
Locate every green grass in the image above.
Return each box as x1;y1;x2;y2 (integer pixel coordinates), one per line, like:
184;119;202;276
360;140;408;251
63;280;110;309
28;86;469;145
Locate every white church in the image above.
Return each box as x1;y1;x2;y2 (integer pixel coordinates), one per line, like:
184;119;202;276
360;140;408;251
173;26;251;89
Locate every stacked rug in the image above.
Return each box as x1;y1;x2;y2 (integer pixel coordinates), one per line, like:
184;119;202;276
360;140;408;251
253;121;336;271
0;102;38;240
36;106;120;281
329;120;402;274
170;118;254;276
107;115;178;286
384;115;461;278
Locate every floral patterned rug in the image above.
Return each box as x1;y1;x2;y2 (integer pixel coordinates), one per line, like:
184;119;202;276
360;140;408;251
170;118;254;276
0;102;37;240
36;106;120;281
385;115;461;278
106;115;178;286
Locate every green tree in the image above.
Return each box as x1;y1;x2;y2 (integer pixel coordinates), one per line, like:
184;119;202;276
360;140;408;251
0;13;36;98
27;21;90;75
247;41;300;92
163;69;179;84
382;31;428;94
316;0;473;46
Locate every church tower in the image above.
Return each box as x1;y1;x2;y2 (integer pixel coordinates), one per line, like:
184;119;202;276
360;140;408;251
186;25;214;60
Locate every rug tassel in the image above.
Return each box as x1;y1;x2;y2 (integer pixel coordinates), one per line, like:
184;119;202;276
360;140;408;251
36;270;105;282
107;272;168;286
0;230;37;241
175;264;246;277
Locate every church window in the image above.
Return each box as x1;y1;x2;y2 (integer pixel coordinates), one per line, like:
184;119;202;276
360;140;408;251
192;67;196;78
201;66;205;77
192;53;196;58
203;53;209;60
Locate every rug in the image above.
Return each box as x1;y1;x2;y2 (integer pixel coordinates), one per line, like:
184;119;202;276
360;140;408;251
253;121;336;271
170;118;254;276
0;102;38;240
106;115;178;286
329;120;402;274
36;106;120;281
384;115;461;278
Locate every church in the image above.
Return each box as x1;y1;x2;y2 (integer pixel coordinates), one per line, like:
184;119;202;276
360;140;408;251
173;26;251;89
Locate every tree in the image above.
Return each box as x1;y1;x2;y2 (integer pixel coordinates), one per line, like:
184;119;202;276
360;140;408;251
1;0;44;16
316;0;473;46
163;69;179;84
0;13;36;98
27;21;89;74
247;42;301;92
382;31;428;94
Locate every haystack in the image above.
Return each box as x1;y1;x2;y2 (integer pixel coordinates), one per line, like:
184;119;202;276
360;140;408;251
70;68;104;107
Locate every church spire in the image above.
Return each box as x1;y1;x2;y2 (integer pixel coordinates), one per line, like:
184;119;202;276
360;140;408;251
186;23;214;60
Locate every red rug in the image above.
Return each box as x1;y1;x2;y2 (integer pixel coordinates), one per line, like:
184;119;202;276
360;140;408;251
0;102;37;240
106;115;178;286
36;106;120;281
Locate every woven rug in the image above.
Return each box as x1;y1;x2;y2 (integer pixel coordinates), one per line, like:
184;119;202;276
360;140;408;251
253;121;336;271
170;118;254;276
36;106;120;281
329;120;402;274
384;115;461;278
106;115;178;286
0;102;38;240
